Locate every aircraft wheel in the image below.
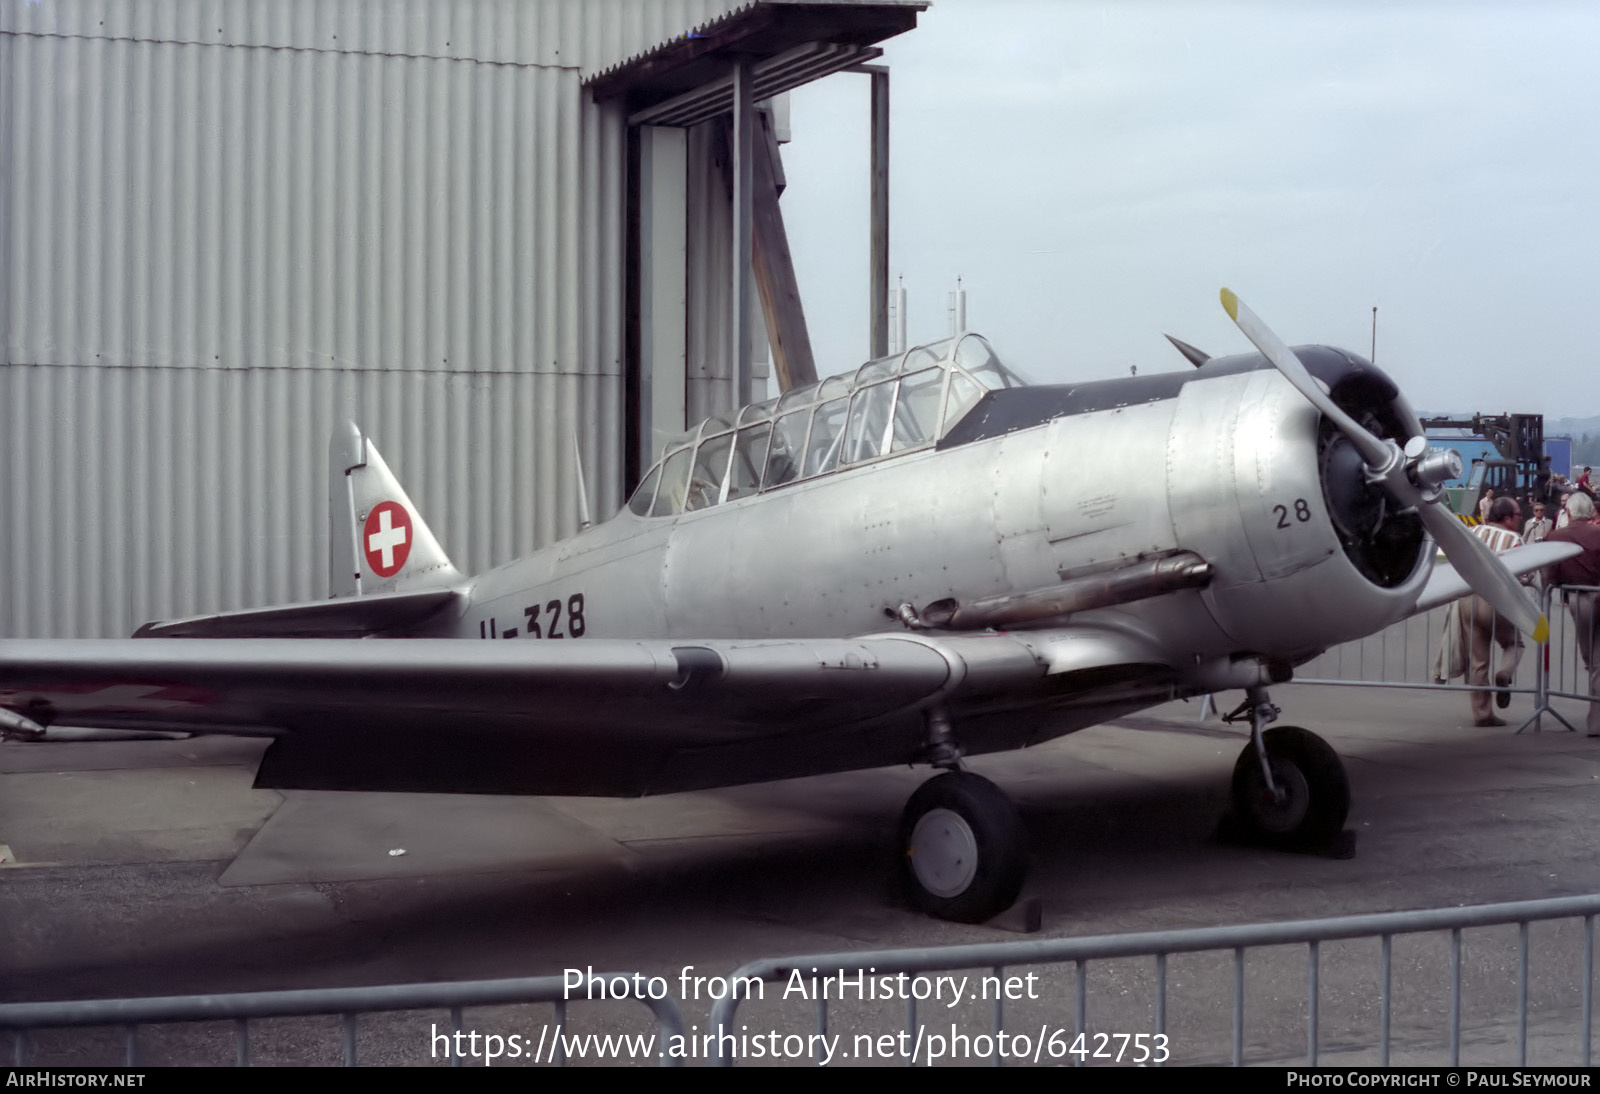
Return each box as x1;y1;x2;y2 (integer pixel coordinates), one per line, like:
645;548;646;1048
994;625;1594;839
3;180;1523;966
898;771;1026;923
1230;726;1349;848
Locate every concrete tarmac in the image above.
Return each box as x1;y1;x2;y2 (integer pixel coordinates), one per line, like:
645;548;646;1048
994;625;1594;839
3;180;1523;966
3;682;1599;1066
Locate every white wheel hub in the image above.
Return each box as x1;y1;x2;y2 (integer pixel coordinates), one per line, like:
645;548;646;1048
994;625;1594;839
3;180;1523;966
908;807;979;897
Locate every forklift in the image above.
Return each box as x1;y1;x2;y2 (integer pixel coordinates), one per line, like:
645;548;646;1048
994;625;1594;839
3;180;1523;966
1421;413;1543;521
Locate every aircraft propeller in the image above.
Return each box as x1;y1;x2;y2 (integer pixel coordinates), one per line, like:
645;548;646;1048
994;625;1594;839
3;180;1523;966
1220;288;1548;643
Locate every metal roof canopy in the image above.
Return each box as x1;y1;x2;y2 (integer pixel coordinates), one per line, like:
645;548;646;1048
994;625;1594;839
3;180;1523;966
585;1;925;125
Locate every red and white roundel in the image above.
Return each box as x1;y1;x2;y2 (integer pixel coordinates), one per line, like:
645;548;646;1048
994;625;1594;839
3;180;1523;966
363;500;413;577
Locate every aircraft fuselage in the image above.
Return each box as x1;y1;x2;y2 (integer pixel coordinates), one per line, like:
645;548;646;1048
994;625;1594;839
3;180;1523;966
446;346;1431;729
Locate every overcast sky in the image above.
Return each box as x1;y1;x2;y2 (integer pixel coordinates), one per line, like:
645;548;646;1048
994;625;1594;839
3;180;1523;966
780;1;1600;418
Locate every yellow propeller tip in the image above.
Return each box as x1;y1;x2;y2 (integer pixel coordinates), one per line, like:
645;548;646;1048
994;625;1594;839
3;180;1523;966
1220;288;1238;320
1533;616;1549;645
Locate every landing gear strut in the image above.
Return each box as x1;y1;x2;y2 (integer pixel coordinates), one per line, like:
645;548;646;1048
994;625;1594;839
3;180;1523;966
1223;687;1350;850
896;708;1026;923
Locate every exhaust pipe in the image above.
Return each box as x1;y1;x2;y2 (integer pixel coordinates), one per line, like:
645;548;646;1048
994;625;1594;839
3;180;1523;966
912;551;1213;631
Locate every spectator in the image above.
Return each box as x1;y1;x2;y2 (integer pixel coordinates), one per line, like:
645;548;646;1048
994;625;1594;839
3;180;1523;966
1524;502;1552;544
1464;496;1525;726
1543;493;1600;736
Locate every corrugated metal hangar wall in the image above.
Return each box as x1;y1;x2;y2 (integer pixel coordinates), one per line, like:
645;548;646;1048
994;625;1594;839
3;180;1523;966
0;0;748;637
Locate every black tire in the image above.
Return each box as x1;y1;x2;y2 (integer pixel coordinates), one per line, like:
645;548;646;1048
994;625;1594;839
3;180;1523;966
897;771;1026;923
1230;726;1350;848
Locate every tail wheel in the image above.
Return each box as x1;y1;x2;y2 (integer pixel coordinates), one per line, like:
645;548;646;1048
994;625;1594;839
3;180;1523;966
1230;726;1349;848
898;771;1026;923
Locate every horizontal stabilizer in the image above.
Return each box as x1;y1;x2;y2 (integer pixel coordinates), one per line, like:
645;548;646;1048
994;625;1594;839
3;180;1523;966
134;588;461;639
1411;540;1581;616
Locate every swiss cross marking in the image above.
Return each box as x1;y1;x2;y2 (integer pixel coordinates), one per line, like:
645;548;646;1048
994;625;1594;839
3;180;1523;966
363;501;413;577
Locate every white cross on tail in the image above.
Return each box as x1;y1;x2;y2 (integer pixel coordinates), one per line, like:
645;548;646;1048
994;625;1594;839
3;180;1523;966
367;509;409;570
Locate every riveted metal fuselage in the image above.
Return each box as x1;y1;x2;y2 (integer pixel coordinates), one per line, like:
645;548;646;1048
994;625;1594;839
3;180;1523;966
448;348;1431;706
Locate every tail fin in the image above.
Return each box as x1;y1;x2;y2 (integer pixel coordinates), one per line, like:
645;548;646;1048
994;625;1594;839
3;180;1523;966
329;421;461;596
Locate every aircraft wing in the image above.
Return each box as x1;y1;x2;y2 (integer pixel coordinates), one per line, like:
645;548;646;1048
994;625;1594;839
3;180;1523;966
0;627;1173;796
1411;540;1582;616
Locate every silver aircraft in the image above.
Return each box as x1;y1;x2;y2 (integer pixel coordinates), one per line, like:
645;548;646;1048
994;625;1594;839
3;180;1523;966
0;292;1574;923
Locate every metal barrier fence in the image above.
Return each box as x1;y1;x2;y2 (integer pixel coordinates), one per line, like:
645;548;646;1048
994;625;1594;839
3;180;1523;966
1295;582;1598;736
9;897;1600;1067
708;894;1600;1067
0;973;686;1067
1534;583;1600;735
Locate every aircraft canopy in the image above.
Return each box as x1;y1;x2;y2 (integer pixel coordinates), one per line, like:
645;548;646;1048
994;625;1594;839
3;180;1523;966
628;333;1026;518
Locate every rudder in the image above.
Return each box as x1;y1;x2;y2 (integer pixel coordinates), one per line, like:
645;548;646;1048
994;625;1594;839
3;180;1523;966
329;421;461;596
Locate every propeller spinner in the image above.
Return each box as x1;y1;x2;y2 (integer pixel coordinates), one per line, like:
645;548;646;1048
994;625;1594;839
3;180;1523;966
1220;289;1548;643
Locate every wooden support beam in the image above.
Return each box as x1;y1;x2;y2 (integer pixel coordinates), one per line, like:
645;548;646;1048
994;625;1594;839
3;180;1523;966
751;111;817;390
731;61;755;407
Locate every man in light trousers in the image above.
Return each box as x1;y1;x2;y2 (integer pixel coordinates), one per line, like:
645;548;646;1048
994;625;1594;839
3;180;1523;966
1465;496;1526;726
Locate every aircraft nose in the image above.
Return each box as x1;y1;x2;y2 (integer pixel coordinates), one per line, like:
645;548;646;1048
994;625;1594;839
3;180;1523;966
1314;407;1427;590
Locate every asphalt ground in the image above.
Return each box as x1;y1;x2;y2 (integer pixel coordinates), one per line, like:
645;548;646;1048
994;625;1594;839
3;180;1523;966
3;680;1600;1067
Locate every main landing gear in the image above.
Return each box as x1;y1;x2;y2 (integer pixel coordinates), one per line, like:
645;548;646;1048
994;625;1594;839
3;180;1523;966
1222;687;1351;851
896;690;1354;924
898;771;1026;923
897;709;1026;923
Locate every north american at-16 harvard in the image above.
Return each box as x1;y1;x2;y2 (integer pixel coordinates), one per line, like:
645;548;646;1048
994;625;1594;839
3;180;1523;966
0;291;1574;922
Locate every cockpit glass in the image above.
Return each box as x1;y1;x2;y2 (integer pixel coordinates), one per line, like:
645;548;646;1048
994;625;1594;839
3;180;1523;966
803;398;850;477
890;368;946;452
726;423;771;501
684;432;732;512
776;382;818;414
627;462;661;516
955;335;1026;389
738;397;778;427
943;372;986;433
630;334;1026;515
765;410;808;488
657;428;697;461
843;381;895;464
650;446;693;517
902;342;947;374
817;376;850;403
854;356;898;385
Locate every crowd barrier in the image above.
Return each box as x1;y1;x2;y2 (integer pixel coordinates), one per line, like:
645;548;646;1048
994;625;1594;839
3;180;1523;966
1537;583;1600;734
1294;582;1599;736
8;896;1600;1066
708;894;1600;1067
0;974;686;1067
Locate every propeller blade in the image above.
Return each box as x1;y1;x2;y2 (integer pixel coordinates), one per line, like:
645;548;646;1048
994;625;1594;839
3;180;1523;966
1219;289;1390;470
1218;287;1551;642
1419;503;1549;643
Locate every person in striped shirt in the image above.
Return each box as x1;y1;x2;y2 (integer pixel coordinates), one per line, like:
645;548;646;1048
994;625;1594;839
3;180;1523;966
1465;495;1527;726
